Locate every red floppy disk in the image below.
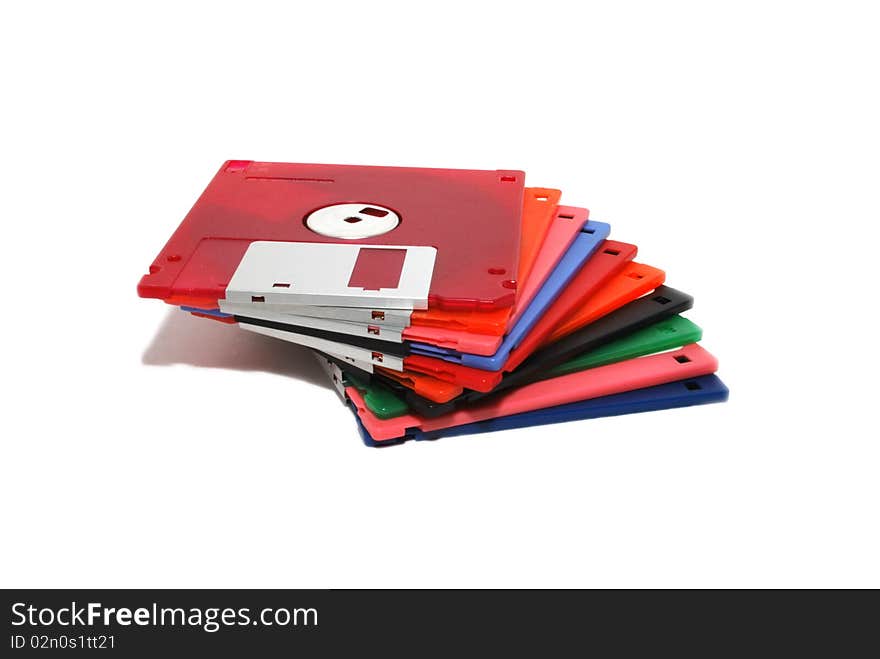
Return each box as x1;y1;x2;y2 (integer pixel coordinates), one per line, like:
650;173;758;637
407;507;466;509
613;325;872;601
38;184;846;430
378;369;464;404
388;355;505;393
543;262;666;344
188;186;558;329
138;160;525;311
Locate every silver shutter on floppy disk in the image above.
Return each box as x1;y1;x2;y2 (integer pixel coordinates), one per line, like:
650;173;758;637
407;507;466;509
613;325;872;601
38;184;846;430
218;303;406;342
224;242;437;309
218;301;413;328
239;323;406;371
312;352;348;402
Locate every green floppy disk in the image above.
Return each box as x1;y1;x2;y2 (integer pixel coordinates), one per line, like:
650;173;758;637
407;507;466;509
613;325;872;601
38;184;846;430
545;314;703;378
344;371;411;420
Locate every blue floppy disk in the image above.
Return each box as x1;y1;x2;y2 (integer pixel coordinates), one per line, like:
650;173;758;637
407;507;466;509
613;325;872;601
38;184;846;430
180;306;232;319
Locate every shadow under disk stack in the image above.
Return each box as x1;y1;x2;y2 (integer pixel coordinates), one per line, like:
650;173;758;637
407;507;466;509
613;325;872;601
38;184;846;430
138;160;729;447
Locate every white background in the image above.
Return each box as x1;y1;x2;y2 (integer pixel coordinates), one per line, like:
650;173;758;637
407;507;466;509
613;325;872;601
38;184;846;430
1;1;878;588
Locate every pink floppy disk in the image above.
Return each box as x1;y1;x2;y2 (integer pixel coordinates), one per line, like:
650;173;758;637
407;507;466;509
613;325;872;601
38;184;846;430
348;343;719;442
399;206;588;354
